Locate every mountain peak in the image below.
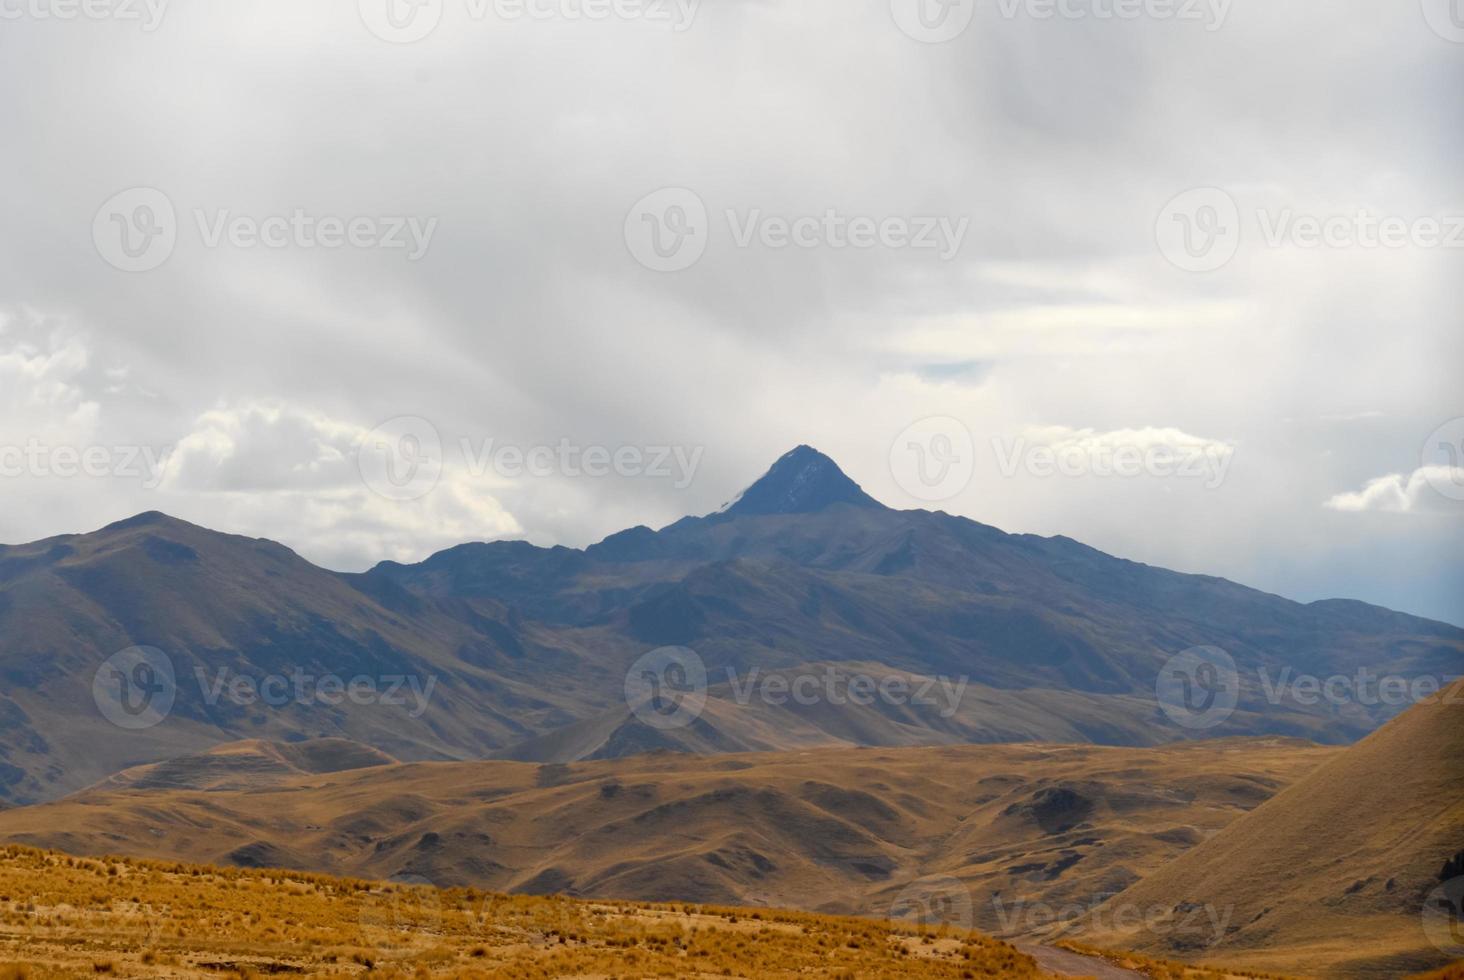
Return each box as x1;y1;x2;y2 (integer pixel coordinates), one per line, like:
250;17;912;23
100;511;188;533
719;446;885;516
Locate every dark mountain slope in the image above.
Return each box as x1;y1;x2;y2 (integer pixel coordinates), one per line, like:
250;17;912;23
0;513;602;803
0;448;1459;804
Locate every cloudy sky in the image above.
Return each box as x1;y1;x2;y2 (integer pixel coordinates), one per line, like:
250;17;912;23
1;0;1461;625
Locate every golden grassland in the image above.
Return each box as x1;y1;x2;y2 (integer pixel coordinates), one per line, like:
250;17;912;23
0;844;1052;978
2;845;1455;979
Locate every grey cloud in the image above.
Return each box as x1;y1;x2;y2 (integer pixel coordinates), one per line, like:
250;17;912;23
0;0;1459;623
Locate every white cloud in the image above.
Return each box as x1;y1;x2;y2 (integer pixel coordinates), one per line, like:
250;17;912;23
1325;468;1462;515
164;402;364;493
160;400;522;568
1022;425;1234;460
0;313;100;443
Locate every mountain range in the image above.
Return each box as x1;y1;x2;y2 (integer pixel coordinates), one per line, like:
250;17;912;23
0;445;1459;805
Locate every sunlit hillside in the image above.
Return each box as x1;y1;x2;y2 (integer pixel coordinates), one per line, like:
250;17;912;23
0;844;1326;979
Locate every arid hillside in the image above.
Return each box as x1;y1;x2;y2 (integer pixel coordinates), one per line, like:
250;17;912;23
0;843;1324;979
0;738;1332;938
1077;678;1464;978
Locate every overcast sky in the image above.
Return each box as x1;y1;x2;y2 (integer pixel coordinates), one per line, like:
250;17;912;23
1;0;1461;625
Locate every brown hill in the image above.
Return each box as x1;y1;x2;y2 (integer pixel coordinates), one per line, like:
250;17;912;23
98;737;398;792
1076;678;1464;978
0;738;1331;937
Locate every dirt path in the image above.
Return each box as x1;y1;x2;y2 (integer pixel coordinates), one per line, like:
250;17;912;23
1016;943;1148;979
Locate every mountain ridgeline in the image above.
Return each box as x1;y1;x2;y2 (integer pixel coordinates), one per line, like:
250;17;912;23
0;446;1459;804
